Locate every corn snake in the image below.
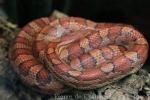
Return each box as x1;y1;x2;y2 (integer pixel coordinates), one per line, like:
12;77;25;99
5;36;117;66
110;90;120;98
9;17;148;94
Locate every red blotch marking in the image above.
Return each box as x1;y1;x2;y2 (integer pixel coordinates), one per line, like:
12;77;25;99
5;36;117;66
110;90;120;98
55;64;71;74
47;53;58;60
35;41;46;51
101;47;113;60
88;33;101;48
131;44;148;62
95;23;114;29
37;69;48;80
48;42;58;48
79;54;94;68
113;56;131;73
59;17;70;28
19;59;38;76
34;19;48;28
108;26;121;42
13;49;31;60
22;25;34;36
68;43;83;59
78;68;103;81
73;17;86;26
15;37;30;44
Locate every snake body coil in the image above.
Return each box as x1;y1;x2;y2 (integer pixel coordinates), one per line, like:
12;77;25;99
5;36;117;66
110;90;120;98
9;17;148;94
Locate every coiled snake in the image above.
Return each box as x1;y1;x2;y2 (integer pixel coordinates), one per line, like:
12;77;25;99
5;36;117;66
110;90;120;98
9;17;148;94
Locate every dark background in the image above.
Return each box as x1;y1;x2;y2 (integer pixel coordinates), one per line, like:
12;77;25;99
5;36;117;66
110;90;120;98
1;0;150;71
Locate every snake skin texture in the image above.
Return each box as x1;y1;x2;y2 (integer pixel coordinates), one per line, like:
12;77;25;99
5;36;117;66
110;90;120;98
9;17;149;94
